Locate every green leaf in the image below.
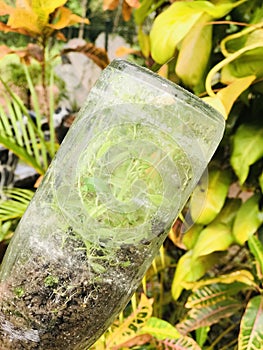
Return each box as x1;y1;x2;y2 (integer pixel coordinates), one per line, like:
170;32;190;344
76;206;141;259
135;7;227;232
238;295;263;350
150;0;248;64
134;0;166;25
231;124;263;185
150;2;202;64
233;194;263;245
182;224;204;250
0;188;34;221
190;168;231;225
248;235;263;275
175;13;213;91
192;223;234;259
141;317;180;340
171;250;223;300
195;326;210;348
177;299;241;336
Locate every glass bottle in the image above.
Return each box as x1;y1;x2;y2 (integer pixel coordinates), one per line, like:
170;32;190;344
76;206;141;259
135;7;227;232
0;59;225;349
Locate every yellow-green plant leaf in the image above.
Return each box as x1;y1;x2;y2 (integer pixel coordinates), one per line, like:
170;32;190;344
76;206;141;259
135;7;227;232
233;194;263;245
150;2;202;64
150;0;247;64
138;26;150;58
192;223;234;259
248;235;263;275
202;95;227;118
213;198;242;227
238;295;263;350
177;299;241;336
140;317;180;340
175;13;213;91
183;270;255;292
182;224;204;250
231;125;263;185
203;76;255;119
172;250;223;300
190;168;231;225
134;0;165;25
218;75;256;116
221;47;263;83
106;293;153;348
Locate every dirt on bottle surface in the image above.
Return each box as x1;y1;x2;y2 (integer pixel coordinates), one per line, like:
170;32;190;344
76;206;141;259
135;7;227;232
0;228;150;350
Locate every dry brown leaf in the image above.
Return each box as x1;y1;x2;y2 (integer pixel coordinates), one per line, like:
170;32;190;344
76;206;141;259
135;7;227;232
61;43;110;69
103;0;119;11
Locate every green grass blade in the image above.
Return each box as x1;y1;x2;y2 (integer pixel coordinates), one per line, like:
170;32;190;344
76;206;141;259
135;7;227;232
0;134;45;174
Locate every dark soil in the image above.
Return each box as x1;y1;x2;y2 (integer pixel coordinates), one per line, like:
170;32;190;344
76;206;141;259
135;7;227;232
0;229;149;349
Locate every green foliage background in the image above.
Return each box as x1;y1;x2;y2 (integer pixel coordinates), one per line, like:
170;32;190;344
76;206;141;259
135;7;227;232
0;0;263;349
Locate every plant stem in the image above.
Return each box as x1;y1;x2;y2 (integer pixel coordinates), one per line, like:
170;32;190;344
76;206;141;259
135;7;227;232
206;323;236;350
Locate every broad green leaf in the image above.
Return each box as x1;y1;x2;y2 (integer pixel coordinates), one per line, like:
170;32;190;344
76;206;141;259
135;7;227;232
213;198;242;227
192;223;234;259
183;270;255;292
238;295;263;350
185;283;249;309
172;250;223;300
221;47;263;83
175;13;213;91
150;2;202;64
248;235;263;275
177;299;241;336
231;124;263;185
233;194;263;245
140;317;180;340
150;0;248;64
182;224;204;250
190;168;231;225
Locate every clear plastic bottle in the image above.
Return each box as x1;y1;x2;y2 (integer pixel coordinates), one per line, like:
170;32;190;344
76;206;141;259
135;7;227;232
0;59;225;349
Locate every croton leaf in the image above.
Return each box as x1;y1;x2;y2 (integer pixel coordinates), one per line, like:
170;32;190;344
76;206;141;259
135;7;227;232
175;13;213;92
192;223;234;259
150;0;248;64
238;295;263;350
140;317;181;340
171;250;223;300
190;168;231;225
106;293;153;348
233;194;263;245
230;124;263;185
177;298;241;336
157;336;202;349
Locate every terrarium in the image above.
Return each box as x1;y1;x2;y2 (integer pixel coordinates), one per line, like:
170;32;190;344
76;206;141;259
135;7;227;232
0;59;225;349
